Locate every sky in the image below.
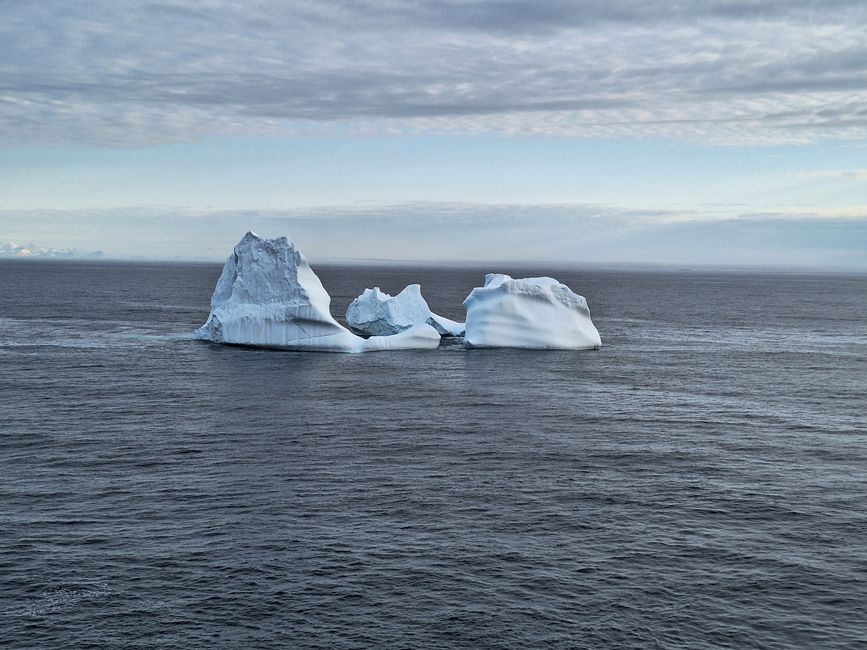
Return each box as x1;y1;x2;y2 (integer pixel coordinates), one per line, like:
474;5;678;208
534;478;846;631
1;0;867;267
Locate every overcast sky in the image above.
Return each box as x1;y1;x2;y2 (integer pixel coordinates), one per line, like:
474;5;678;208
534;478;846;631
2;1;866;266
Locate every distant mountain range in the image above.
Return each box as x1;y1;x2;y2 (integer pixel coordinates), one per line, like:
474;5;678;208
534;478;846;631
0;240;104;259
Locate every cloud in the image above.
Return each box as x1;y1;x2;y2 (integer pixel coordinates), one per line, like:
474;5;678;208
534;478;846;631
795;170;867;181
2;201;866;268
1;1;867;145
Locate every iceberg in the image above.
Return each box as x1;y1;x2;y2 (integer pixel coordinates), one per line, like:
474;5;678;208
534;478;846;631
194;232;440;352
463;274;601;350
346;284;465;337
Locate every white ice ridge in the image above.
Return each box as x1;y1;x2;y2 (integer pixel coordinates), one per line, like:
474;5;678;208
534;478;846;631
194;232;440;352
346;284;465;337
463;274;602;350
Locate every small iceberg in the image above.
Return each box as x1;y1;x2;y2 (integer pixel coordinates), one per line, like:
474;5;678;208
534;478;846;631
346;284;465;337
194;232;440;352
463;274;601;350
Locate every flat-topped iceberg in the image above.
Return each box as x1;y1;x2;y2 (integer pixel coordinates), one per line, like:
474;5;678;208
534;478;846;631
463;274;601;350
346;284;465;337
194;232;440;352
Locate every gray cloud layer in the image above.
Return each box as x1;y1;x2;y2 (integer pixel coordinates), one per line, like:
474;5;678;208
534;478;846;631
2;1;867;145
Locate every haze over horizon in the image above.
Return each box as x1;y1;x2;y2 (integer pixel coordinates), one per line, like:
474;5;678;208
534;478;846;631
2;1;867;267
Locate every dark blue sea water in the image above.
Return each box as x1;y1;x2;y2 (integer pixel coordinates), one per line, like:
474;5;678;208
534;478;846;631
1;259;865;649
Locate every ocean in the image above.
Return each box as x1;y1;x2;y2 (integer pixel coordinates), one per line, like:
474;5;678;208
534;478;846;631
1;259;865;648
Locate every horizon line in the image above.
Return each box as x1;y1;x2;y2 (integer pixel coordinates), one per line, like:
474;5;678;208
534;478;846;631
2;254;866;275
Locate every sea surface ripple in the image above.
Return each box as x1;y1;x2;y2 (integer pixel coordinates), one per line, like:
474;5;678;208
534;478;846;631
1;260;865;648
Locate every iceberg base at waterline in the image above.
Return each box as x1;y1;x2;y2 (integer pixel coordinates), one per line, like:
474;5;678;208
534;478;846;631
193;232;440;353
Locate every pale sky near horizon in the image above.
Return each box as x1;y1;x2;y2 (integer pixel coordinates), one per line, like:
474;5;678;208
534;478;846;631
2;1;867;266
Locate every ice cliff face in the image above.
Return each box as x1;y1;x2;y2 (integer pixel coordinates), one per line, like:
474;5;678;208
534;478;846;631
194;232;440;352
463;274;601;350
346;284;465;337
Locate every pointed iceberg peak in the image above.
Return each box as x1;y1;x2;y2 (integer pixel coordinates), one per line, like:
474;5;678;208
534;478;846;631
234;231;297;255
236;230;278;251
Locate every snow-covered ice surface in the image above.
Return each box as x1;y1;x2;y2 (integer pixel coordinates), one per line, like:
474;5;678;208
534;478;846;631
195;234;600;353
427;313;465;337
346;284;465;337
463;273;602;350
194;233;440;352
